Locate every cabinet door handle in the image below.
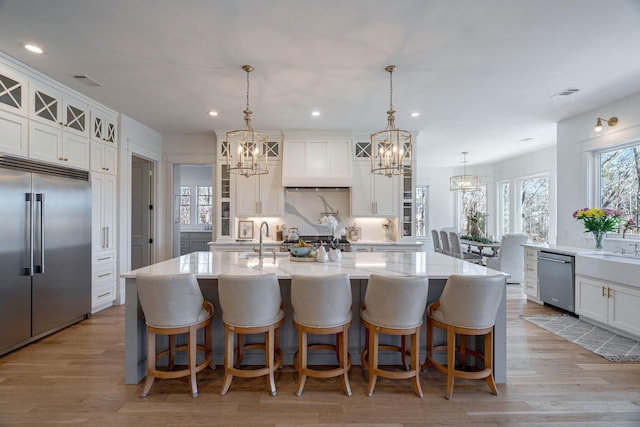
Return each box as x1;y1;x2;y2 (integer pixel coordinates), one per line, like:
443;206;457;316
607;287;612;298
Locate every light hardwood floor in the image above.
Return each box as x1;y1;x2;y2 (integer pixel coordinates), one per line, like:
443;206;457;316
1;285;639;426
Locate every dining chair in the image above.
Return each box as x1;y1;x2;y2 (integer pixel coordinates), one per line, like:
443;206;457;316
218;273;285;396
136;273;214;398
360;274;429;397
291;273;353;396
422;274;505;400
439;230;451;256
485;233;528;283
449;231;483;263
431;229;442;253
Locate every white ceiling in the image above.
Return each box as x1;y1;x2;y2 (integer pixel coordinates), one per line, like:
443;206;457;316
1;0;640;167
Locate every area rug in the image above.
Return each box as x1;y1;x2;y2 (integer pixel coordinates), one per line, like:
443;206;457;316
521;314;640;362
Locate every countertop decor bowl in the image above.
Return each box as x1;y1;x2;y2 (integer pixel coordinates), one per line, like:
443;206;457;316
289;246;313;257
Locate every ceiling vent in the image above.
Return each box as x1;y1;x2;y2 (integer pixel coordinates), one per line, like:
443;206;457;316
551;88;580;97
73;75;102;87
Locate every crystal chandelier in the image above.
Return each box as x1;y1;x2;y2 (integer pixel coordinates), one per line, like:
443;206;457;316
226;65;268;177
449;152;481;192
370;65;412;177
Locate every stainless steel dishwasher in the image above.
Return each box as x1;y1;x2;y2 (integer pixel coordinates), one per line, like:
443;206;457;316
537;251;576;313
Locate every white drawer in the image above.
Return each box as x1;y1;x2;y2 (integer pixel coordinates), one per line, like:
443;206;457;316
524;276;539;298
92;282;115;306
93;263;115;282
93;250;116;265
525;248;538;260
524;260;537;278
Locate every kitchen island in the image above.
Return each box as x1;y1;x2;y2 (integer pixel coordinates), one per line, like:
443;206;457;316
123;251;507;385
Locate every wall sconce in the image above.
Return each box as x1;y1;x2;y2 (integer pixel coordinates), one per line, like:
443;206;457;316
594;117;618;132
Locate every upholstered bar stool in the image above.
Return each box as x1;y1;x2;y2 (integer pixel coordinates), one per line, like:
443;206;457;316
218;273;285;396
360;274;429;397
422;274;505;400
291;273;352;396
136;273;214;398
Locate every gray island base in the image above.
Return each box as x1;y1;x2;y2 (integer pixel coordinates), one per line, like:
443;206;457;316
123;251;507;385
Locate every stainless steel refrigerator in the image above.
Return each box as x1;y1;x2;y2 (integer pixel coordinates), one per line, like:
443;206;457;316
1;155;91;356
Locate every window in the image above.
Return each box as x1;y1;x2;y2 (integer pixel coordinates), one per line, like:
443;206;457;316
180;185;191;225
415;185;428;237
498;181;510;237
599;144;639;236
179;184;213;226
197;185;213;225
519;175;549;243
459;185;487;237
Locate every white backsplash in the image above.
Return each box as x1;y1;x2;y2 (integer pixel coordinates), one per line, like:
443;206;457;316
283;188;351;236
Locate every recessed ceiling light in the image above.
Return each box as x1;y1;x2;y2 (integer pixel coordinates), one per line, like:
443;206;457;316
207;111;218;116
24;43;43;54
410;112;420;117
311;111;320;117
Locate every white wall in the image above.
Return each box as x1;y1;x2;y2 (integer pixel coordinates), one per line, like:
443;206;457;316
117;114;163;304
557;91;640;249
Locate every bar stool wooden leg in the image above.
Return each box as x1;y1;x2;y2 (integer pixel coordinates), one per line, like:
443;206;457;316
445;327;456;400
295;329;308;396
140;331;156;398
221;326;234;396
411;327;423;398
485;330;498;395
168;334;176;370
266;324;277;397
339;330;352;397
366;326;379;397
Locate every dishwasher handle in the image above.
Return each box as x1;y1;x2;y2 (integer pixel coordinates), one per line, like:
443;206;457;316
538;256;570;264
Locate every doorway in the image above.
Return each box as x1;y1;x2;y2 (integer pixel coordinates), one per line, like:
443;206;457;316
131;156;154;269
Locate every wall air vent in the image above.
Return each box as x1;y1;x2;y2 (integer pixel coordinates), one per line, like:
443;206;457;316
551;88;580;97
73;75;102;87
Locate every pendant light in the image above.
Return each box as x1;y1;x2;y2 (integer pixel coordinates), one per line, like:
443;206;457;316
226;65;268;177
370;65;412;177
449;152;481;192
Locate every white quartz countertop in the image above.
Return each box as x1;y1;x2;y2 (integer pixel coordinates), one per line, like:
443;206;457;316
350;240;424;246
122;251;500;280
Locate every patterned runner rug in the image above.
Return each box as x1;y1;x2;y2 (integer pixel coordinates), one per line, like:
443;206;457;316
521;314;640;362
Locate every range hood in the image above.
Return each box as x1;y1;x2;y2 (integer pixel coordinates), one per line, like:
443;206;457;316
282;140;352;187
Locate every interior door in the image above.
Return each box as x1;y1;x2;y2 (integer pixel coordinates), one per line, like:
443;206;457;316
131;156;152;269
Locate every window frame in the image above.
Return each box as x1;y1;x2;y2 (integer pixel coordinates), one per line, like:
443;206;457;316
516;173;549;244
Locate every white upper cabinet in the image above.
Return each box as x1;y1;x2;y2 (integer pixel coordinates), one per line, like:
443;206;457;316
91;107;118;147
282;139;352;187
235;161;283;216
351;161;398;216
29;121;89;169
0;65;27;115
90;140;117;175
30;80;89;137
0;109;28;157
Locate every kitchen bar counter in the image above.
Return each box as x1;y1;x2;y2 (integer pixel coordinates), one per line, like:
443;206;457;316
123;251;506;384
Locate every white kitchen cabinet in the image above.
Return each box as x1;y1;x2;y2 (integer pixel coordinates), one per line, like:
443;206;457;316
235;161;283;216
29;121;89;169
0;65;28;116
576;275;640;338
30;81;89;137
0;109;28;157
523;248;541;302
91;172;117;312
282;139;352;187
90;107;118;147
351;161;398;216
90;140;117;175
91;172;116;253
91;250;116;312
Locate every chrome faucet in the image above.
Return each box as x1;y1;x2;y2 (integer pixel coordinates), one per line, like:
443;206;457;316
258;221;269;259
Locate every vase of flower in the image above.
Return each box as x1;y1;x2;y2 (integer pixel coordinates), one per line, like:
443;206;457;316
316;245;328;263
573;207;623;250
329;248;342;262
592;230;604;249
